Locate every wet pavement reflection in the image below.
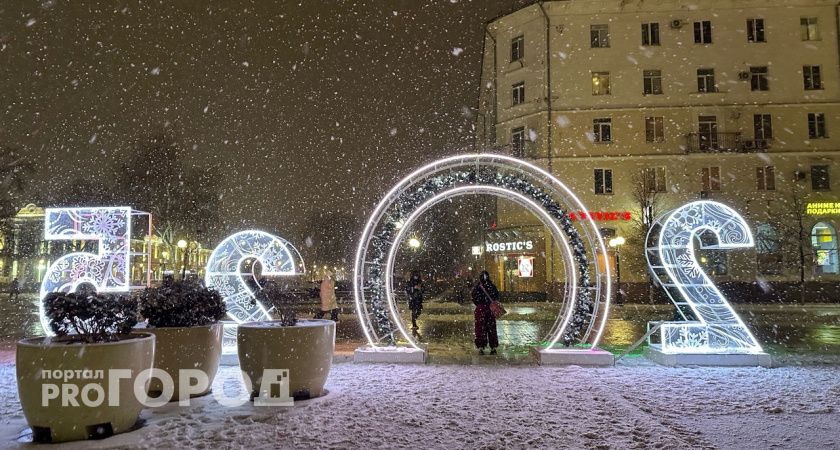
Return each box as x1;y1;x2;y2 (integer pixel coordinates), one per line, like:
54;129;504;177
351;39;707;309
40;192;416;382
2;294;839;363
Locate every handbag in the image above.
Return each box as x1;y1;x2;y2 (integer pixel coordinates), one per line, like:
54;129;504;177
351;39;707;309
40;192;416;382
480;284;506;319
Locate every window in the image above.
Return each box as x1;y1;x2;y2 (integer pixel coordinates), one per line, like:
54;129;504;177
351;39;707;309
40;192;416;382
801;17;819;41
511;35;524;62
755;224;783;275
594;168;613;194
645;116;665;142
754;114;772;141
511;127;525;157
643;70;662;95
512;82;525;105
697;68;716;93
702;166;721;191
641;22;660;45
804;66;822;90
812;165;830;190
750;67;769;91
694;21;712;44
812;222;838;275
644;166;667;192
591;24;610;48
593;118;612;143
698;115;718;150
747;18;765;42
756;166;775;191
592;71;611;95
809;113;827;138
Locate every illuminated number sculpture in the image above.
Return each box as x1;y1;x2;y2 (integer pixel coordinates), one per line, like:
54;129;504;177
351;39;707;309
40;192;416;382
354;154;612;357
646;201;763;354
204;230;305;353
39;207;133;334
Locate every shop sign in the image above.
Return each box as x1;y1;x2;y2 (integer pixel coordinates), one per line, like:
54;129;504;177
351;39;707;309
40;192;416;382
485;240;534;253
518;256;534;278
806;202;840;216
569;211;632;221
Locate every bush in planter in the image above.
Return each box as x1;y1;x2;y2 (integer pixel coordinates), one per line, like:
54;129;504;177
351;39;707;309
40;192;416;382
138;278;226;327
44;288;138;343
136;279;227;401
239;279;335;401
253;280;303;326
17;288;154;443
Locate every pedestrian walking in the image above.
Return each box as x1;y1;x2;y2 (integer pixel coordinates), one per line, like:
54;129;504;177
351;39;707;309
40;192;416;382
314;271;340;321
472;271;500;355
8;278;20;301
405;271;424;334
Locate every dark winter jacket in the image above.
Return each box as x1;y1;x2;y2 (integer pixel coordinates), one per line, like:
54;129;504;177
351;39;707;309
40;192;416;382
472;278;500;306
406;279;424;312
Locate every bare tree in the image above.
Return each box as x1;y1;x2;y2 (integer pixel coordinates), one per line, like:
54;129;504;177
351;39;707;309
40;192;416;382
0;146;34;221
628;168;669;302
755;186;810;302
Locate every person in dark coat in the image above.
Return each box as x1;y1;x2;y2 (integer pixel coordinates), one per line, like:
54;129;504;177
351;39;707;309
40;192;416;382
8;278;20;301
405;271;424;334
472;271;499;355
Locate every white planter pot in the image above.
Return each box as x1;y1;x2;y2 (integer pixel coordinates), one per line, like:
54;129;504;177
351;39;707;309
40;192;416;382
140;323;223;401
16;333;155;443
237;319;335;400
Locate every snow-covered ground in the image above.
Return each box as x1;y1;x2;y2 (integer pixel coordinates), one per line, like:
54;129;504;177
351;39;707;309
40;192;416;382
0;359;838;449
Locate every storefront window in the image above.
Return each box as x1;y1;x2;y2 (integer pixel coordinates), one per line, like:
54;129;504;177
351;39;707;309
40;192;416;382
811;222;838;274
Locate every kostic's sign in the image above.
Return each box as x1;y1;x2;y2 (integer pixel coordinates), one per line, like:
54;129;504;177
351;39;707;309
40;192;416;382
485;240;534;253
806;202;840;216
569;211;632;222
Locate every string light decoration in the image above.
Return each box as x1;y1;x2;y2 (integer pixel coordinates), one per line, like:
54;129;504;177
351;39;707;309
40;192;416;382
353;154;612;350
646;201;763;354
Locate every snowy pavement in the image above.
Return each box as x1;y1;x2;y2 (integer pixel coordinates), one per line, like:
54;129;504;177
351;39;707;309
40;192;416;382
1;359;838;449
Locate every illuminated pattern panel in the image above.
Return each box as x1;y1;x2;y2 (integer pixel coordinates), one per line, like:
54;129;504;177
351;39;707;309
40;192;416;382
204;230;305;353
39;207;132;334
654;201;763;354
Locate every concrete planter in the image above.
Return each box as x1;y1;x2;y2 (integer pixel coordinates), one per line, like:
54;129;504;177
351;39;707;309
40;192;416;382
16;333;155;443
237;319;335;401
140;323;223;401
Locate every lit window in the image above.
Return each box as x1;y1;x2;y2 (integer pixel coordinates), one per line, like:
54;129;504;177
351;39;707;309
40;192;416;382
801;17;819;41
812;222;838;274
592;71;611;95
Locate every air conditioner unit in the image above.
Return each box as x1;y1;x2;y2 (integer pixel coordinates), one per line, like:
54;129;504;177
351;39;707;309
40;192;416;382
738;71;750;80
794;170;807;181
670;19;684;29
700;191;710;199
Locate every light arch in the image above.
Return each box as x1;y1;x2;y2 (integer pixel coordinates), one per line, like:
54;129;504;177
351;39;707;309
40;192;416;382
353;154;612;350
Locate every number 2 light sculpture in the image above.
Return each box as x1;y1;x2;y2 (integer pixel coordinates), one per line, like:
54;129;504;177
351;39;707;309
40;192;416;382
646;201;763;354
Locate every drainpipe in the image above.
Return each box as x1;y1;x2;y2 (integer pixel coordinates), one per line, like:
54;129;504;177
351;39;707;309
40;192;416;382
538;2;553;173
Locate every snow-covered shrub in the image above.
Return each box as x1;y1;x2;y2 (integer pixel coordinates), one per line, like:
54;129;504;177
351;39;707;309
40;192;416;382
254;280;302;326
44;287;138;343
139;278;226;328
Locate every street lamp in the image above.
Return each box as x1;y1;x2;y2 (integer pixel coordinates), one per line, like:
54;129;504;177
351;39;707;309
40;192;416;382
609;236;626;305
408;238;421;249
177;239;188;280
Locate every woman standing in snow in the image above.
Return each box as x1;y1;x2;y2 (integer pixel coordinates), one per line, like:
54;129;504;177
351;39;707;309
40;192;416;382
472;271;500;355
405;271;424;335
315;271;339;321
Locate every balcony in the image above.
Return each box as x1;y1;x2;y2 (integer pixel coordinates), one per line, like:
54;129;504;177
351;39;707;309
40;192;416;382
685;132;769;153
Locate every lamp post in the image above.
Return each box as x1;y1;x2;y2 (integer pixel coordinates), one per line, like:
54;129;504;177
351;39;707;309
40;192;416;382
177;239;188;280
408;237;421;250
609;236;625;305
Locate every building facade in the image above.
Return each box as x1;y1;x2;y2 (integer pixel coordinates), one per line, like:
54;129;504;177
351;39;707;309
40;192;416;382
0;204;210;290
477;0;840;292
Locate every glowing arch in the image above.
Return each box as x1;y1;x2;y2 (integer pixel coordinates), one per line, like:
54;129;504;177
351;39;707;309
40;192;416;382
205;230;305;353
353;154;612;350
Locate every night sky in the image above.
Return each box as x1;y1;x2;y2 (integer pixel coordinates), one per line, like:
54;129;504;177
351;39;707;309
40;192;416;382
0;0;529;242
